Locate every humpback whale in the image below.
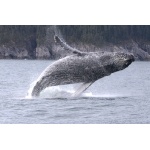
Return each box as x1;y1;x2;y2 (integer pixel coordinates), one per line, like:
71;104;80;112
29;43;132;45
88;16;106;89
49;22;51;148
30;35;135;97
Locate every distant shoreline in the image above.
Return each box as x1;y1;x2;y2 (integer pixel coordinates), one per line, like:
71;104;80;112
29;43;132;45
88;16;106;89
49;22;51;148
0;25;150;61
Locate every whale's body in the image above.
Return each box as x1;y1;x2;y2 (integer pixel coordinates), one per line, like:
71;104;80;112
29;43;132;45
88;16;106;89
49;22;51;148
30;36;135;97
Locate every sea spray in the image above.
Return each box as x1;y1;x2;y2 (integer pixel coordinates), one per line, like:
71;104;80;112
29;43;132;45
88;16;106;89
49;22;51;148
26;81;37;99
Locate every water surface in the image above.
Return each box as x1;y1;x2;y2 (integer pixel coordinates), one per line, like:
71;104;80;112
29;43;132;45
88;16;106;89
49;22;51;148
0;60;150;123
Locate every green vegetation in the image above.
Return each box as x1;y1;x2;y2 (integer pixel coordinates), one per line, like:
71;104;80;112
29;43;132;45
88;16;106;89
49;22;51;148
0;25;150;59
0;25;48;47
0;25;150;46
59;25;150;46
0;25;37;44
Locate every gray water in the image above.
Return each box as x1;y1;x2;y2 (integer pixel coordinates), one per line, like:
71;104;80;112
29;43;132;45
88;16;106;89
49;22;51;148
0;60;150;124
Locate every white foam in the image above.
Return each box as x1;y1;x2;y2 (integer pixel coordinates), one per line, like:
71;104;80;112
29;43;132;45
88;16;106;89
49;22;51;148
82;92;93;97
26;81;125;99
26;81;37;99
39;85;75;98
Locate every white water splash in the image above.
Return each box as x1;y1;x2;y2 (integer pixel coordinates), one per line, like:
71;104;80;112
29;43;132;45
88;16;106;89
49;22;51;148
26;81;37;99
39;85;75;98
26;80;127;99
26;82;95;99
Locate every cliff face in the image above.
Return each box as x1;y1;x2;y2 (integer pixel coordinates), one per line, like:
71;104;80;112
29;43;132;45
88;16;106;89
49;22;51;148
0;25;37;59
0;39;36;59
0;25;150;60
0;26;74;59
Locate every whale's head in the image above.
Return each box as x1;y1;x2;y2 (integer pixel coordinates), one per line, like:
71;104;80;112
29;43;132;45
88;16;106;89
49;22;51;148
111;52;135;72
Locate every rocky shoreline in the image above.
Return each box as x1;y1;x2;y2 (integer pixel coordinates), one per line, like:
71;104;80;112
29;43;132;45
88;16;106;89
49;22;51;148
0;39;150;61
0;26;150;60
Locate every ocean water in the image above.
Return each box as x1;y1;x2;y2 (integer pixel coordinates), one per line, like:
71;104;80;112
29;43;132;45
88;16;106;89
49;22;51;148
0;60;150;124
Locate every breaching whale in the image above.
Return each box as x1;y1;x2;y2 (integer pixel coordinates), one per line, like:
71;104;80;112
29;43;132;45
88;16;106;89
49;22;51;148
30;35;135;97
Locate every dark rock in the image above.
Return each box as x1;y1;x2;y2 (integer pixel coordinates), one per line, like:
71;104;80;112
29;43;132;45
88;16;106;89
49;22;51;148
0;25;150;60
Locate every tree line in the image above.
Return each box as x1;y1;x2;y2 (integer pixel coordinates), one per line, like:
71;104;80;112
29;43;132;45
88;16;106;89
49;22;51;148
59;25;150;46
0;25;150;46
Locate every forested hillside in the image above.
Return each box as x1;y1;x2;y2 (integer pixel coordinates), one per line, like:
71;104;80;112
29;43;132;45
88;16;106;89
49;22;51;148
0;25;150;60
59;25;150;45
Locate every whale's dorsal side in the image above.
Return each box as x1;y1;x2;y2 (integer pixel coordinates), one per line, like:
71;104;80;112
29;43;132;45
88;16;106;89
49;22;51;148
54;35;86;56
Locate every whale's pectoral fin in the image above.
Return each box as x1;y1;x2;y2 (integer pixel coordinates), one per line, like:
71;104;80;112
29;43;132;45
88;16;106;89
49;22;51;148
54;35;86;56
72;82;94;97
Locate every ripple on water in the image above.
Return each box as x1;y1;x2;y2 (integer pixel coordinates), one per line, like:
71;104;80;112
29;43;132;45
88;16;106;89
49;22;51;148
0;61;150;123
